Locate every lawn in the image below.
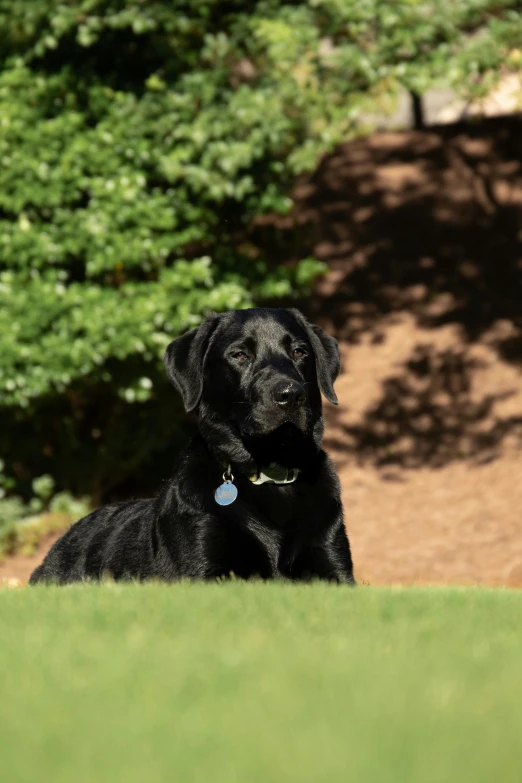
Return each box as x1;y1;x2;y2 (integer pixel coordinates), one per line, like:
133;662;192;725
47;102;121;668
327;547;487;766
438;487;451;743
1;584;521;783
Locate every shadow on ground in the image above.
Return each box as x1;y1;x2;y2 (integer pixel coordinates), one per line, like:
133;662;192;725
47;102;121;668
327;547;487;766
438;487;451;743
298;116;522;348
327;343;522;469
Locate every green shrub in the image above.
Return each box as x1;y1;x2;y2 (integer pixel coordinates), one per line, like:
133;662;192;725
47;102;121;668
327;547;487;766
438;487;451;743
0;466;90;558
0;1;520;501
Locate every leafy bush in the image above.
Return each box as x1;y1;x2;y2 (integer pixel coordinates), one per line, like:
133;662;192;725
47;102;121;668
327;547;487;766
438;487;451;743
0;509;88;560
0;468;90;558
0;1;520;502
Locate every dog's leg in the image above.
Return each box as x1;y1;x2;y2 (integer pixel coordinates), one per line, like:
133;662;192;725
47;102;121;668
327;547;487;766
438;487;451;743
155;512;281;581
284;520;355;584
322;520;356;584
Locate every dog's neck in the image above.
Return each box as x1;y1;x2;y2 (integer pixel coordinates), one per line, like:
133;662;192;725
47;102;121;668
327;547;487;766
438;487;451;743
199;420;323;479
242;425;320;470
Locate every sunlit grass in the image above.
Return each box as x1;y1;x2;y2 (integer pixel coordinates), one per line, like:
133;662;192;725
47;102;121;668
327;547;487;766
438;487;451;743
2;584;521;783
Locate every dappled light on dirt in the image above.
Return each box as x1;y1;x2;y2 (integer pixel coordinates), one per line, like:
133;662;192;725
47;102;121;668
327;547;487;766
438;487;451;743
300;118;522;351
294;117;522;588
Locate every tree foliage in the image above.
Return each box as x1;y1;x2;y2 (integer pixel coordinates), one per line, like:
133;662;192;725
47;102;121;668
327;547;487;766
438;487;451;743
0;0;521;503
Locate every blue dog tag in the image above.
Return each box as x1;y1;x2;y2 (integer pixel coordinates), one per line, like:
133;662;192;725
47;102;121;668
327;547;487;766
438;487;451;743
215;480;238;506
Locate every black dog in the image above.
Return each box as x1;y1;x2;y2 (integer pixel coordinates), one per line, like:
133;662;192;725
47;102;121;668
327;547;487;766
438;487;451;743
30;308;354;584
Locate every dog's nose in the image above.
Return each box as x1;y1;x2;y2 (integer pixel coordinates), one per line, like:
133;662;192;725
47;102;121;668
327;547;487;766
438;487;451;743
272;380;306;408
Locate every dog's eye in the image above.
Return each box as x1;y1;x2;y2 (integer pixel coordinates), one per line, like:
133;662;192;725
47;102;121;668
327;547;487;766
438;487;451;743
232;350;249;362
293;348;306;359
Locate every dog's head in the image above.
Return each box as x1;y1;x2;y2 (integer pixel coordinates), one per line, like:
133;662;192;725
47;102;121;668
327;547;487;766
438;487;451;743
164;308;340;442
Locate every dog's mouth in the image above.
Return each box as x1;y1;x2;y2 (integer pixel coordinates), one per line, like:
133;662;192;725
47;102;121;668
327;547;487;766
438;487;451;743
239;408;309;438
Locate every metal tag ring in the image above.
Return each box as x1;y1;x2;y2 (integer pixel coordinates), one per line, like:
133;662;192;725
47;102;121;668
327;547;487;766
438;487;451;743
223;465;234;483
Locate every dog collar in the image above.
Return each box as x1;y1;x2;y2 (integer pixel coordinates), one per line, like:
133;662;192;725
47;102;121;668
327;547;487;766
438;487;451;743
248;463;300;485
214;462;299;506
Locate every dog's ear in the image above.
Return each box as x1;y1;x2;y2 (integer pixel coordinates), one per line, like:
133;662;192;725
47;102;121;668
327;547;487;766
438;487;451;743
290;309;340;405
164;316;218;412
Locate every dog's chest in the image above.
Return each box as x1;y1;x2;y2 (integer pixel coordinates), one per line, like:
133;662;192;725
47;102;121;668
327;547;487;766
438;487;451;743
229;480;322;532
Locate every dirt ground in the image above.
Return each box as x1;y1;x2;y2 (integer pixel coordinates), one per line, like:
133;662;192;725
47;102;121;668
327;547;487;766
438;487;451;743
0;533;59;585
308;116;522;587
327;323;522;587
3;116;522;588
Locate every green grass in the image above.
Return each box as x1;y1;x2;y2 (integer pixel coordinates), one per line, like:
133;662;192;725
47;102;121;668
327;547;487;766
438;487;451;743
2;585;521;783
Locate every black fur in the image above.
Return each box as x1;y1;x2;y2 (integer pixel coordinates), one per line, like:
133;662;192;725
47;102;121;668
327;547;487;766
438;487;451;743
30;308;354;584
